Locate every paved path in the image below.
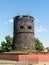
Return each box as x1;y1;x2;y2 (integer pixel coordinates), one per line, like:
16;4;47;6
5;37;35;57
0;60;16;65
0;60;49;65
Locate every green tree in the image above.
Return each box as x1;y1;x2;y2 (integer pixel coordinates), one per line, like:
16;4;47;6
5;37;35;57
35;38;44;51
1;42;7;52
1;35;44;52
1;35;13;52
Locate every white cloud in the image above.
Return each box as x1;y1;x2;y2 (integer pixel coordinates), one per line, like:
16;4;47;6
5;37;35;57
44;42;49;47
35;18;40;22
36;26;46;32
9;19;13;23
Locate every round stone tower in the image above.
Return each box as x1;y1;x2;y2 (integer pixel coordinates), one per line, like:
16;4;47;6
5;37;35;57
13;15;35;51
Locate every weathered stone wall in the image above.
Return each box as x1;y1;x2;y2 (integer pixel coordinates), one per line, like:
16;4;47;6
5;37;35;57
13;15;35;51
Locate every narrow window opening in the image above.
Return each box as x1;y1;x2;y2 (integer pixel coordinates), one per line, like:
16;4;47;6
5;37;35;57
28;26;32;29
20;26;24;29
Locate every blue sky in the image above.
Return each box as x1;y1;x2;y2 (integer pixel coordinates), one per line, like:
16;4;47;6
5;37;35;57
0;0;49;47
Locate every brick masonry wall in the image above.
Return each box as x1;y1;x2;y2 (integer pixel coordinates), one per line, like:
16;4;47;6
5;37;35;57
0;53;18;61
0;53;49;62
18;54;49;62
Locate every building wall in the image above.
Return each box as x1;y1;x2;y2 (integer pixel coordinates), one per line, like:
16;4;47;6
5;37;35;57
0;53;18;61
18;54;49;62
13;15;35;51
0;53;49;63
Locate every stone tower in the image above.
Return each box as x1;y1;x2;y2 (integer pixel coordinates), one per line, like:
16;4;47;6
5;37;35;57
13;15;35;51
